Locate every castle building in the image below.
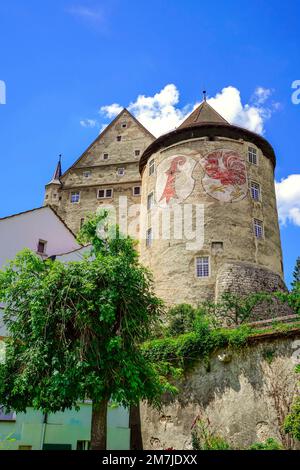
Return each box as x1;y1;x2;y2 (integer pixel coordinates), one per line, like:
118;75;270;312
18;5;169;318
44;100;286;312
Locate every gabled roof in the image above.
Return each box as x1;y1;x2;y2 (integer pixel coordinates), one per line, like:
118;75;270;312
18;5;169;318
60;108;155;179
0;205;77;239
178;100;228;129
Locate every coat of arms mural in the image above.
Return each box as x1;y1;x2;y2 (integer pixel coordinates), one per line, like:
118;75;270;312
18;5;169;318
156;155;196;207
200;149;248;202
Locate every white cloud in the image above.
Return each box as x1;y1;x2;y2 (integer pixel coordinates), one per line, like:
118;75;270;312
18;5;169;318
207;86;274;134
275;175;300;227
99;83;277;137
252;86;273;105
100;103;123;119
80;119;97;128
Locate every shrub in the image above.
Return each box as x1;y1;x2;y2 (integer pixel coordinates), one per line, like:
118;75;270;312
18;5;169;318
249;438;283;450
191;419;231;450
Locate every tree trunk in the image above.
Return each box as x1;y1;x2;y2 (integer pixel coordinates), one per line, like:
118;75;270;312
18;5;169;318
129;404;143;450
91;399;108;450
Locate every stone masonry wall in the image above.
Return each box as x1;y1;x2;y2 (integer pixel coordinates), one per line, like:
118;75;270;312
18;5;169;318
140;331;300;450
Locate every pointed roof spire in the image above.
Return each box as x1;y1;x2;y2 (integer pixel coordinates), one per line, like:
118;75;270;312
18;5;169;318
53;154;62;180
46;155;62;186
178;98;228;129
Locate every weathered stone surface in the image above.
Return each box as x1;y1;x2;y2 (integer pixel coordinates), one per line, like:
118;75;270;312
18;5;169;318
140;136;285;307
140;332;300;450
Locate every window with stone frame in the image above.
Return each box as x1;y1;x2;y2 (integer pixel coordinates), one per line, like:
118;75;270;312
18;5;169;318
149;159;155;176
98;188;113;199
196;256;210;278
133;186;141;196
37;239;47;255
117;168;125;176
147;192;154;210
146;228;152;247
254;218;264;239
250;181;261;201
248;146;258;165
70;191;80;203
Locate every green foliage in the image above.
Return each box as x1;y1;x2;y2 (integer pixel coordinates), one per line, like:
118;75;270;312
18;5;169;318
284;397;300;440
263;348;275;364
249;438;283;450
292;257;300;291
284;363;300;441
275;286;300;315
165;304;197;336
0;211;168;414
142;314;251;369
203;292;274;327
191;419;231;450
0;433;16;450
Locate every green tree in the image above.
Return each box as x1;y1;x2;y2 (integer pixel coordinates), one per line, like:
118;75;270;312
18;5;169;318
0;212;166;450
284;365;300;440
292;257;300;291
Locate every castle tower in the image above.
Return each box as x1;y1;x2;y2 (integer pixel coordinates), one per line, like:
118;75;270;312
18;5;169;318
44;156;62;209
139;100;286;314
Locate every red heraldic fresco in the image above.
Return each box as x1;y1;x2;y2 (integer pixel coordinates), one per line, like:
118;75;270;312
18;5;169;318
200;149;248;202
156;155;197;207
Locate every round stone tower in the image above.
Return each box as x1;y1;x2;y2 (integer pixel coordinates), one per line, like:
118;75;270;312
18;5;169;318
139;100;286;312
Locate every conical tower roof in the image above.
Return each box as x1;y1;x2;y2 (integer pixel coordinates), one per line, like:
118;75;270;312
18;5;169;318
179;100;228;129
46;156;62;186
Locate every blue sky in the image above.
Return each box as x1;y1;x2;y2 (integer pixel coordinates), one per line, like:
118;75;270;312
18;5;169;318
0;0;299;286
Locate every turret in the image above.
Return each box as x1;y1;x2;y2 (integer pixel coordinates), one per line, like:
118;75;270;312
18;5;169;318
44;156;62;208
139;99;286;321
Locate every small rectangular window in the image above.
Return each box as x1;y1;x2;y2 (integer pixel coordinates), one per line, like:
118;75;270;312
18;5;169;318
248;146;257;165
254;219;264;239
37;240;47;255
250;181;261;201
149;159;155;176
103;153;109;160
98;188;113;199
147;192;154;210
117;136;122;142
135;150;140;157
196;256;210;278
83;171;91;178
146;228;152;247
71;192;80;203
133;186;141;196
117;168;125;176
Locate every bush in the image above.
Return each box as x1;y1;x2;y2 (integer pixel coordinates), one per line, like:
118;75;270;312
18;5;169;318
249;438;283;450
165;304;197;336
191;419;231;450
